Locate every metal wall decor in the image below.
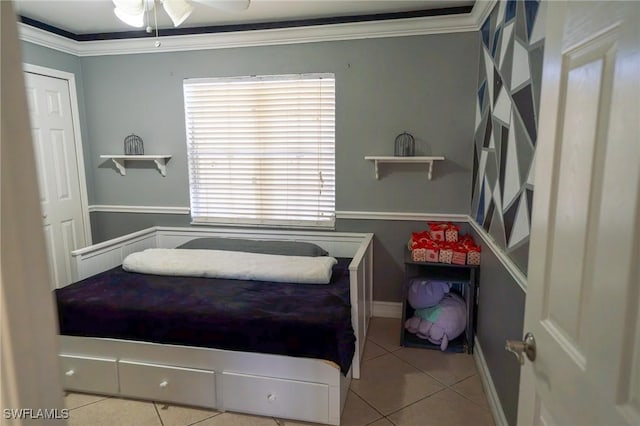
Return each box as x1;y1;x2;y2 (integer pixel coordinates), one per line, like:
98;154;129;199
394;131;415;156
124;134;144;155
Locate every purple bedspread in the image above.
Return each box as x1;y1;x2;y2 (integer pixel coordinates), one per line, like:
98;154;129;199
55;258;355;374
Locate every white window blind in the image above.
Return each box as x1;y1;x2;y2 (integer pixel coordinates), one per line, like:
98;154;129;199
183;73;335;228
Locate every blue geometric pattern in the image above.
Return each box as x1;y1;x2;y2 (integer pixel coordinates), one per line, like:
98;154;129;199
524;0;540;39
469;0;545;274
505;0;517;23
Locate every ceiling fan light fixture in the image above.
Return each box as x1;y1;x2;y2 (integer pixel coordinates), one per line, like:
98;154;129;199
162;0;194;27
113;0;146;27
114;7;145;27
193;0;251;12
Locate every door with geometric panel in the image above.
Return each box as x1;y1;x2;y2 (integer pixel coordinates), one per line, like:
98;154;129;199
518;1;640;425
24;71;87;289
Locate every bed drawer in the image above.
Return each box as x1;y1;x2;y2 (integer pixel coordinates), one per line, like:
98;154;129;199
59;354;118;395
118;360;216;408
221;372;329;423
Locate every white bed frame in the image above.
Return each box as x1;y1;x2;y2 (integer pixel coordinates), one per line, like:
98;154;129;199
59;226;373;425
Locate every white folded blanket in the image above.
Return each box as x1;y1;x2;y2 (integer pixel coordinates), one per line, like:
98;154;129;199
122;249;338;284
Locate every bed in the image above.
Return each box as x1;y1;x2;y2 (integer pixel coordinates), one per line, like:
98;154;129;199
56;226;373;425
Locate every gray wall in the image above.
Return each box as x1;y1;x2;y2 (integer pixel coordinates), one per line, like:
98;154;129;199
470;0;545;274
81;34;479;213
78;32;479;303
468;1;546;424
21;41;95;203
470;228;525;426
22;33;480;302
22;22;528;425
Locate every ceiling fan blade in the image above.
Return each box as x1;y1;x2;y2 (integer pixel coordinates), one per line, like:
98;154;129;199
192;0;251;12
162;0;194;27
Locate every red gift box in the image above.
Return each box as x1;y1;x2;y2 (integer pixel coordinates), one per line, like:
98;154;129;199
438;243;453;263
467;246;481;265
445;224;460;242
451;244;467;265
423;239;440;262
425;247;439;262
428;222;447;241
412;248;427;262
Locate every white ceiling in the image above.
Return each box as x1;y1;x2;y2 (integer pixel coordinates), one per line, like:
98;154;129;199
14;0;475;35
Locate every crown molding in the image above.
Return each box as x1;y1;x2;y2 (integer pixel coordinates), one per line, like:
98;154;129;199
18;1;496;57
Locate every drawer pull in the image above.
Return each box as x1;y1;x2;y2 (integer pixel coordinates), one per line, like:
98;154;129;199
267;393;276;402
159;380;168;388
65;369;75;376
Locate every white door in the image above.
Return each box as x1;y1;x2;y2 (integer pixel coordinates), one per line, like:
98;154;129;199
24;71;88;289
518;1;640;425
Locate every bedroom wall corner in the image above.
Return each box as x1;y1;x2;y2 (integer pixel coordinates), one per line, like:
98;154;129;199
469;0;546;274
468;0;547;425
20;40;95;205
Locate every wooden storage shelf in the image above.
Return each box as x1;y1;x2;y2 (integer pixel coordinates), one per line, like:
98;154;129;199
401;247;478;354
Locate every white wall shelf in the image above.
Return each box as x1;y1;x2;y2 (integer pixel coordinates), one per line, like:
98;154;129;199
364;156;445;180
100;155;172;177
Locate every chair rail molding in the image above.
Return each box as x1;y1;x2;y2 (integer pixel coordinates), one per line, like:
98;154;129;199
89;205;190;215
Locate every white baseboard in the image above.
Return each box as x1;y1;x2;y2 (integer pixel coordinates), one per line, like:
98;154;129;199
372;301;402;318
474;337;509;426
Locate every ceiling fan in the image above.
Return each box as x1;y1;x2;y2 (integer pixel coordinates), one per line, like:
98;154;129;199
113;0;251;29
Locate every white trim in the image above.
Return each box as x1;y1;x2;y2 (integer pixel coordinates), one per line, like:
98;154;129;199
89;205;190;215
471;0;498;30
23;63;93;246
467;217;528;292
18;23;79;56
372;301;402;319
18;3;492;57
473;337;509;426
336;211;468;222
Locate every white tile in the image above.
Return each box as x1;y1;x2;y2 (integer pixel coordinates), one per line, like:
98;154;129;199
193;412;277;425
393;348;477;386
451;375;491;411
154;402;218;426
67;397;161;426
340;391;383;426
367;419;394;426
362;340;387;361
350;354;444;415
64;392;110;410
367;317;402;352
387;389;494;426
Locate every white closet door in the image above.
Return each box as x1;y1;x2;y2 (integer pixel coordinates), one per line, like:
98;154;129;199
24;71;87;289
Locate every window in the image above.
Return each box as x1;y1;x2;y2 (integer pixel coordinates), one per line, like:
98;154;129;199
183;74;335;228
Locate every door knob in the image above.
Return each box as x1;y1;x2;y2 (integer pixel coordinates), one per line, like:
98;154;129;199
505;332;536;365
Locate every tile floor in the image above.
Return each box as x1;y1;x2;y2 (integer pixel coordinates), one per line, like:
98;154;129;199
64;318;495;426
